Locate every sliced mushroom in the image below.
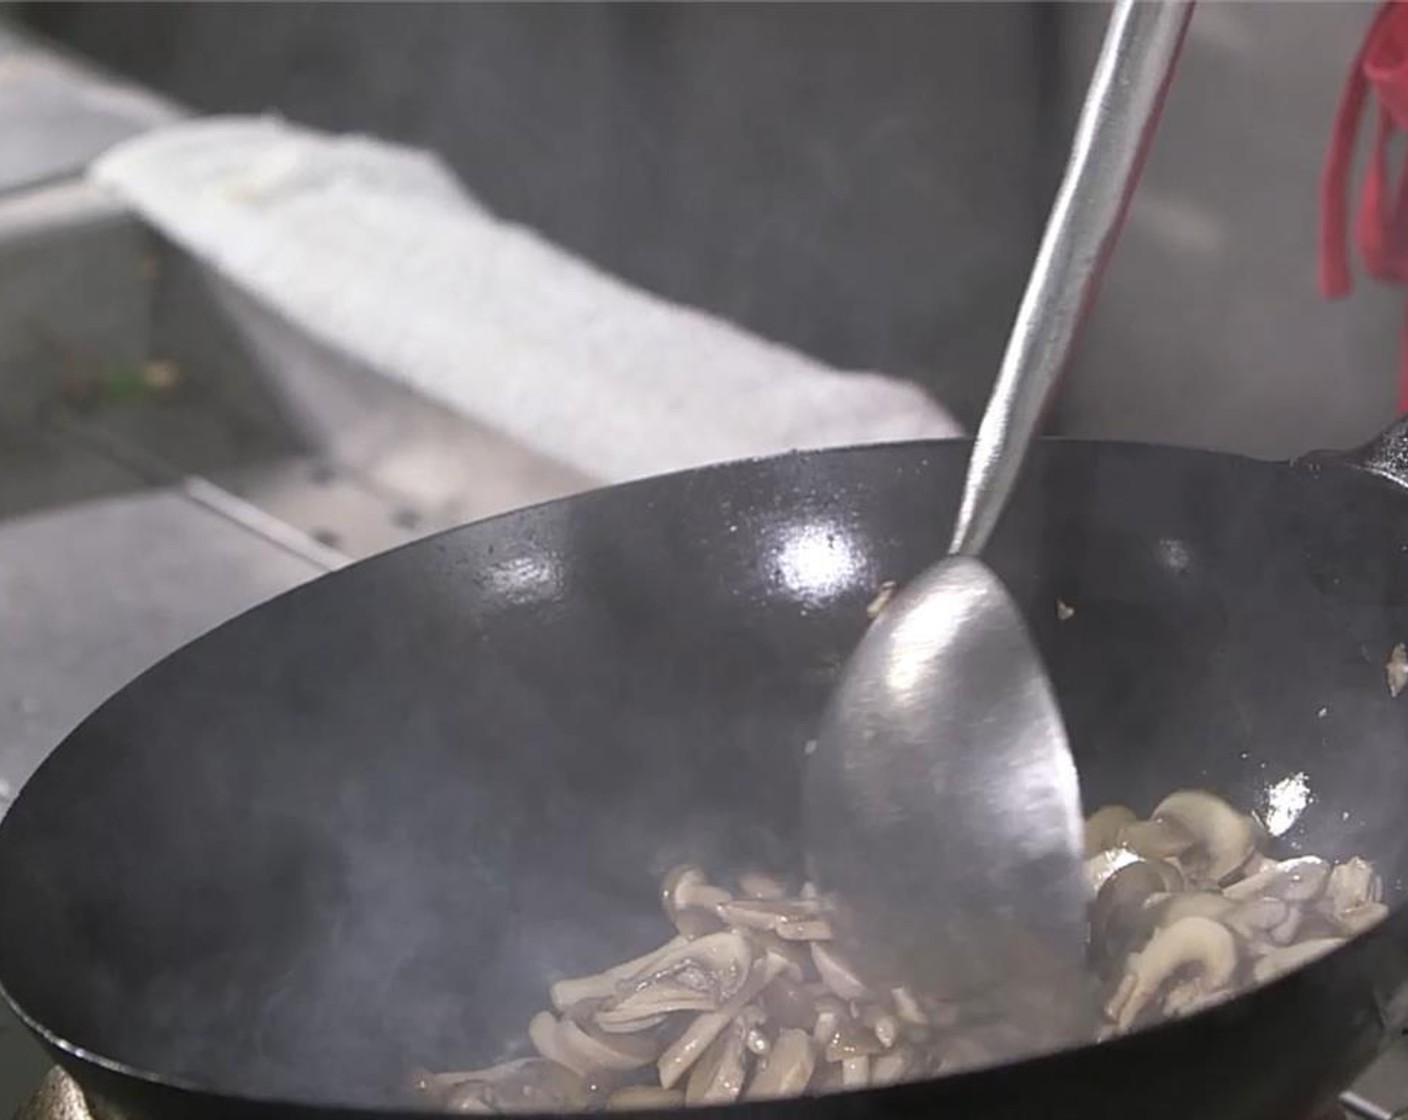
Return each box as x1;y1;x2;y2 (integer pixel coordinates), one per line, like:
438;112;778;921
1388;642;1408;698
661;865;731;938
1105;916;1238;1031
421;841;1390;1113
1149;860;1188;893
549;936;688;1011
1251;938;1346;985
719;898;834;941
656;954;784;1088
536;1013;660;1075
821;1016;886;1064
1117;818;1197;863
1150;891;1236;929
605;1087;685;1111
684;1021;749;1105
870;1046;917;1086
759;976;818;1030
840;1056;870;1089
738;871;789;900
1268;905;1304;946
1222;857;1329;904
597;931;754;1028
739;1004;773;1056
1151;790;1258;884
747;1029;816;1100
810;942;869;1001
856;1004;899;1049
751;932;810;981
1161;978;1232;1019
1084;847;1143;895
1334;901;1389;937
889;986;930;1027
1223;896;1290;940
1084;805;1138;857
1089;861;1173;966
1322;857;1384;916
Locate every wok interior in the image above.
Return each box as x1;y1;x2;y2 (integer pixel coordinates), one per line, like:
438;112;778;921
1;440;1407;1107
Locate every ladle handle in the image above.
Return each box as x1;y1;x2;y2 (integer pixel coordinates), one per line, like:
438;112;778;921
949;0;1194;557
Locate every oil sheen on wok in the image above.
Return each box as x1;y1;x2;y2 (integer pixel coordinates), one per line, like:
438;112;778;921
411;789;1386;1113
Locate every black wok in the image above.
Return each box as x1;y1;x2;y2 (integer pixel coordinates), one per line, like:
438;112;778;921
4;421;1408;1120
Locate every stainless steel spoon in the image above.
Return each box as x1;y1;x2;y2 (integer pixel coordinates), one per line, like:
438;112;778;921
805;0;1193;1050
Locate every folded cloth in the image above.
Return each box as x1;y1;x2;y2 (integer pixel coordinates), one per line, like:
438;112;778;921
90;116;961;484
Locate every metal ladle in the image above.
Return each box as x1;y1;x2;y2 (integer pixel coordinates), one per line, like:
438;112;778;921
805;0;1194;1048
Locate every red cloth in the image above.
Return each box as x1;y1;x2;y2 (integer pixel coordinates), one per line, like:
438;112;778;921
1321;0;1408;410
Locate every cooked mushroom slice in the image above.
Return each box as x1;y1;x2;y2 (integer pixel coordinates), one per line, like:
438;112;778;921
1322;857;1384;916
1334;901;1389;937
1084;805;1138;857
810;942;870;1001
1223;897;1291;940
771;914;835;942
1089;861;1171;965
1151;891;1236;929
738;871;789;900
760;975;819;1030
841;1056;870;1089
596;931;754;1028
1083;847;1144;895
747;1029;817;1100
889;986;933;1027
1116;818;1197;863
719;898;834;941
1251;938;1346;985
856;1004;900;1049
685;1021;750;1105
605;1087;685;1111
739;1004;773;1057
821;1016;886;1064
1151;790;1258;884
751;931;810;981
870;1046;917;1086
1222;857;1330;904
550;936;689;1011
1149;859;1187;893
656;955;784;1089
658;1011;732;1092
1268;905;1303;946
442;1059;589;1115
1105;916;1238;1031
528;1012;573;1071
661;865;732;938
534;1012;662;1076
1388;642;1408;697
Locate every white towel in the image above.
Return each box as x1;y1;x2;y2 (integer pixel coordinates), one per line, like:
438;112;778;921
91;116;961;484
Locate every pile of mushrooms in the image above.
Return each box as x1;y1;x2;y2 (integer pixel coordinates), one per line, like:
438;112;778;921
414;790;1387;1114
1085;790;1385;1033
